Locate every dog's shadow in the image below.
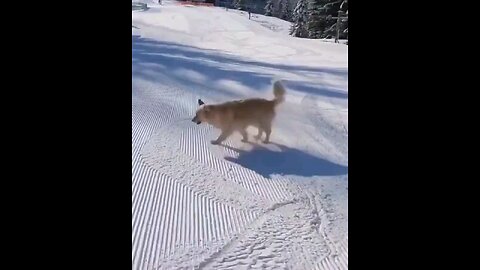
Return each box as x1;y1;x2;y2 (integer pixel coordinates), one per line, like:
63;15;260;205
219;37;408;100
222;142;347;179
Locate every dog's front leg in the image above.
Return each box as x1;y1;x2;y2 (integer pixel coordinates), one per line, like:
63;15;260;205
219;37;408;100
211;129;233;145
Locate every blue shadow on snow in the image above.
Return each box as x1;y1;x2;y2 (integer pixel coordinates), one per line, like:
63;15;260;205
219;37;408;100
132;35;348;99
223;142;347;178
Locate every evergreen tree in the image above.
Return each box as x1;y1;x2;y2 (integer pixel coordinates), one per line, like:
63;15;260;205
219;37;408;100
264;0;274;16
291;0;347;40
340;0;348;40
279;0;292;21
307;0;329;39
322;0;343;38
340;0;347;12
290;0;309;38
235;0;247;10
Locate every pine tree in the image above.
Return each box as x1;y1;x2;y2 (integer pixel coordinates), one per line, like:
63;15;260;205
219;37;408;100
235;0;246;10
323;0;344;38
340;0;347;12
264;0;274;16
340;0;348;40
290;0;309;38
307;0;329;39
279;0;292;21
310;0;344;39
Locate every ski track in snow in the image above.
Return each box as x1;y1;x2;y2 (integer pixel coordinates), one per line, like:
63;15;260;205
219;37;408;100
133;1;347;269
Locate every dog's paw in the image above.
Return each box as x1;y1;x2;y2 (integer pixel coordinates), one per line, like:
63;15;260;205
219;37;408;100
241;139;248;143
262;140;270;144
211;140;219;145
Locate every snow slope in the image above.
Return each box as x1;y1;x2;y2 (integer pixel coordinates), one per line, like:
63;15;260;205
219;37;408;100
132;1;348;269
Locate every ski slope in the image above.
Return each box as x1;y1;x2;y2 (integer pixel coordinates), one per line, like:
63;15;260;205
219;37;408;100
132;1;348;269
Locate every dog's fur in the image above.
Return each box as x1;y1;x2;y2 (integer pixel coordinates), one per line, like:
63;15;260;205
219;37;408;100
192;81;286;145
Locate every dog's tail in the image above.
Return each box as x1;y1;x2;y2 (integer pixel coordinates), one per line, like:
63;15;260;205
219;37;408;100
272;80;286;105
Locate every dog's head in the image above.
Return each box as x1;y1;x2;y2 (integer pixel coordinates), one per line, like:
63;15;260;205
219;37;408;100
192;99;210;125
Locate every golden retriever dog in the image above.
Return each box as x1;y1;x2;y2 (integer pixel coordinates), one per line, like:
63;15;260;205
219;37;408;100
192;81;286;145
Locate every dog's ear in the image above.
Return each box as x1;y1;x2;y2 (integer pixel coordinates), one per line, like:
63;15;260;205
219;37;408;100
198;99;205;106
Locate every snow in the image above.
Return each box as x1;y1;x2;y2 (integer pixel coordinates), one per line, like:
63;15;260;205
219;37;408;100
132;1;348;269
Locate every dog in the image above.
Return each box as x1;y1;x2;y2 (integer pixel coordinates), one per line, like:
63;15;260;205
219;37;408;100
192;81;286;145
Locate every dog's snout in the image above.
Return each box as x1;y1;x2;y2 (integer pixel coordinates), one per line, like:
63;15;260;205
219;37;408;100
192;116;201;125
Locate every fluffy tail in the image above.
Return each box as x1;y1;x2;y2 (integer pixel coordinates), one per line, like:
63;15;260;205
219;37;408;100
272;80;286;105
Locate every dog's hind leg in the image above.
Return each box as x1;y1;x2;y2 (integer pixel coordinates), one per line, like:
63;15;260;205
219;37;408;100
240;129;248;142
254;128;263;140
212;129;233;145
262;123;272;144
